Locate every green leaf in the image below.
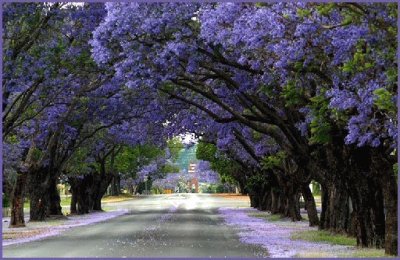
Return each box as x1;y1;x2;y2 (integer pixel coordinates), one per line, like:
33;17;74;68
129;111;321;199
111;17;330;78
308;93;332;144
261;151;286;170
297;8;312;18
281;80;304;107
316;3;335;16
309;119;331;144
373;88;396;112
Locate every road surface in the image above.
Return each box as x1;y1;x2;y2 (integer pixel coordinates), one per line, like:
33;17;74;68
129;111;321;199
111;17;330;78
3;193;268;258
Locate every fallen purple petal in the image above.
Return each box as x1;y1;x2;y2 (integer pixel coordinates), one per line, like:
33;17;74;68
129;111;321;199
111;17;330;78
218;207;352;258
3;210;128;246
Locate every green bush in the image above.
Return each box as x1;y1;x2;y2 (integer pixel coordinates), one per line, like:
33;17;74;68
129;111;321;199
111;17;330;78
3;193;10;208
311;180;321;195
216;184;225;193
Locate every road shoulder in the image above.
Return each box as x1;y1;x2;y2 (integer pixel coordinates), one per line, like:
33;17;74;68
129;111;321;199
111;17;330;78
3;209;128;247
218;207;358;258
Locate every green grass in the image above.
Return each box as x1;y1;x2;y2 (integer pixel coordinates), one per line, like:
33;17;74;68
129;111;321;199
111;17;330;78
22;194;134;209
295;249;390;258
313;195;322;207
266;214;284;221
291;230;357;246
102;193;134;203
250;211;315;223
249;212;286;222
350;248;391;258
23;196;72;209
249;208;390;258
294;251;335;258
61;197;71;206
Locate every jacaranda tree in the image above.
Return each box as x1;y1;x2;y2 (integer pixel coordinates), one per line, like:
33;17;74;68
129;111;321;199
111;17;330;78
3;2;397;256
91;2;397;254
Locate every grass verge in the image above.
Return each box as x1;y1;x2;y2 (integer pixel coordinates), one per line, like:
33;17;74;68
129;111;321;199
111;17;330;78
23;196;71;209
102;193;134;203
249;212;286;222
291;230;356;246
22;194;134;210
349;248;392;258
292;230;392;258
296;248;391;258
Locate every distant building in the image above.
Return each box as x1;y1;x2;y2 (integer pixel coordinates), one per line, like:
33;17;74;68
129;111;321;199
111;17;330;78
188;163;196;173
188;163;198;193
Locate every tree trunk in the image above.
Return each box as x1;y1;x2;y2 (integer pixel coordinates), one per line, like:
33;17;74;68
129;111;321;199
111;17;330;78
348;147;386;248
70;191;77;214
92;196;102;211
319;184;329;230
238;181;246;195
91;171;111;211
91;177;112;211
369;148;397;255
28;167;63;220
278;178;301;221
263;189;272;212
46;176;62;216
9;172;27;227
69;170;113;214
319;181;349;233
28;168;48;221
381;173;398;255
302;184;319;226
249;193;259;208
68;175;92;214
110;173;120;196
282;192;301;221
270;189;280;214
257;183;269;211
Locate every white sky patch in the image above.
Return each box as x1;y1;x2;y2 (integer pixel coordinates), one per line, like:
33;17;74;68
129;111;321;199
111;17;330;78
47;2;84;8
180;133;198;145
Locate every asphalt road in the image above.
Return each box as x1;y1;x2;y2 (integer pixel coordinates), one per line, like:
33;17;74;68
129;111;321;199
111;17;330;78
3;193;268;258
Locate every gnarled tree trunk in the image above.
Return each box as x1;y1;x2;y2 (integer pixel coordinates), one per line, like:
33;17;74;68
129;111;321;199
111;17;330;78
371;149;398;255
348;147;386;248
302;184;319;226
29;167;48;221
47;175;63;216
381;173;398;255
9;172;28;227
70;189;77;214
319;179;351;233
110;173;120;196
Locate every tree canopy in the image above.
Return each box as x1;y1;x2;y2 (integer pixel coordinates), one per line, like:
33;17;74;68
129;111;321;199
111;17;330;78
2;2;397;255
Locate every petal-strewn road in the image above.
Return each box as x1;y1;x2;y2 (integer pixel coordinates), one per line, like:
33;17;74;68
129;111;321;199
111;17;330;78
3;194;268;258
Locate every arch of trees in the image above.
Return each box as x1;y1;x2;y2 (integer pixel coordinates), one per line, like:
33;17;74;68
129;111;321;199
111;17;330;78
2;2;397;256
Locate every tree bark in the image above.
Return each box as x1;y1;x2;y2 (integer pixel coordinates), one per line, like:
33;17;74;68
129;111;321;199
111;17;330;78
371;149;398;255
28;168;48;221
110;173;120;196
270;189;281;214
374;150;397;255
249;193;259;208
9;172;27;227
90;162;113;211
302;184;319;226
347;147;387;248
68;175;92;214
319;185;329;230
46;176;63;216
381;173;398;255
68;170;113;213
319;179;351;234
70;191;77;214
